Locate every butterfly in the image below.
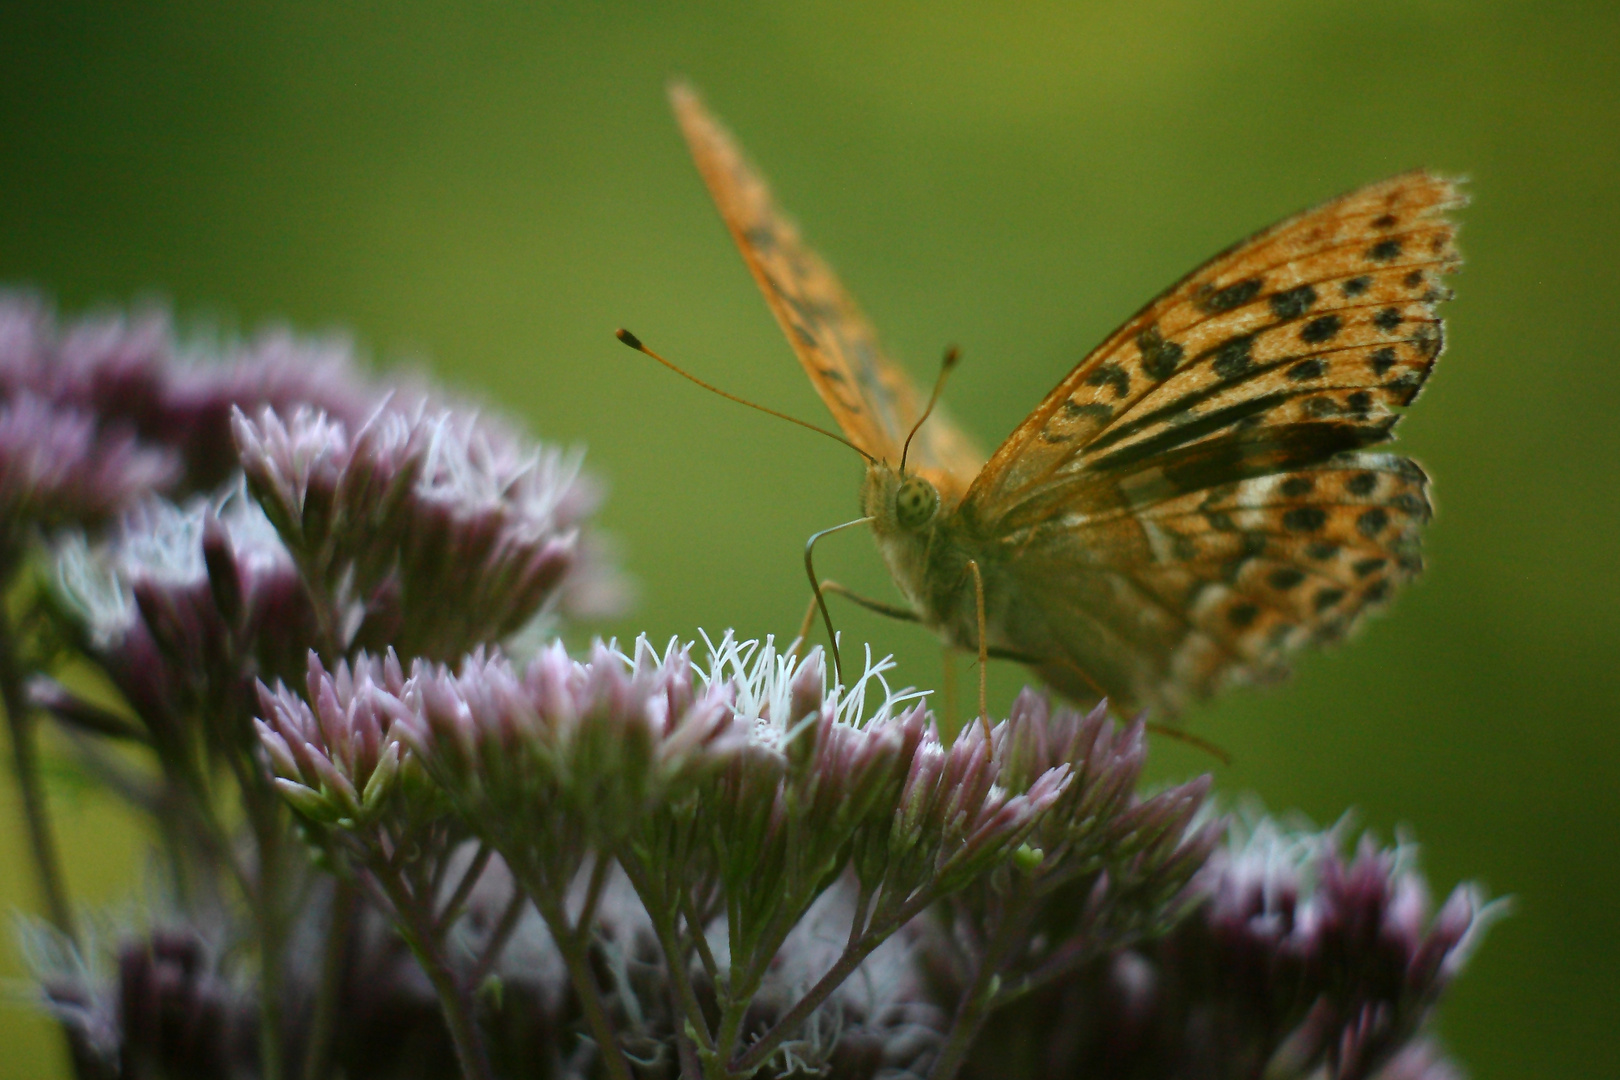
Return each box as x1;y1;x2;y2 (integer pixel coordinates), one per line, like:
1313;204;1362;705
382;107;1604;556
669;84;1463;717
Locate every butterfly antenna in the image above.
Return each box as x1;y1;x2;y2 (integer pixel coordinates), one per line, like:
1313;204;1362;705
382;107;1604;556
900;345;960;474
1144;722;1233;767
616;329;874;463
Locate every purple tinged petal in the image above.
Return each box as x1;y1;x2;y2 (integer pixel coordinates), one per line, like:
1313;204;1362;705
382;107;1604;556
254;721;303;783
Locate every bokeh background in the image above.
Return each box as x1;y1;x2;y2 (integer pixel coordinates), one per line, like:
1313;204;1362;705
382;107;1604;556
2;2;1616;1076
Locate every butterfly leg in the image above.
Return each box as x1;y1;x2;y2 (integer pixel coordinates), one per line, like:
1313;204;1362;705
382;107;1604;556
793;582;920;652
965;560;992;742
1028;655;1230;765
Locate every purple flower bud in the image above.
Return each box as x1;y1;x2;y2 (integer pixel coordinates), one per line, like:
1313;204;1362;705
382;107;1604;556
257;651;416;826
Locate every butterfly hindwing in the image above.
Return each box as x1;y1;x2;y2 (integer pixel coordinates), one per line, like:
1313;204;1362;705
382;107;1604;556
1005;447;1435;712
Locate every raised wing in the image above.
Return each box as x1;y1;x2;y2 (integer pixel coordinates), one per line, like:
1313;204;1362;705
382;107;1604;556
671;84;983;489
968;173;1463;712
966;172;1462;527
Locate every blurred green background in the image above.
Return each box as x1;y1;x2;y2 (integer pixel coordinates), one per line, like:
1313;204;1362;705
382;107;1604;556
2;1;1616;1076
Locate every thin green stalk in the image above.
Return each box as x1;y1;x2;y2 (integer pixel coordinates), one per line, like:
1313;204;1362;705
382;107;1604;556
926;909;1028;1080
301;879;357;1080
246;777;288;1080
680;891;721;990
0;589;75;939
468;885;528;987
375;861;495;1080
436;843;493;935
225;708;291;1080
528;883;635;1080
728;885;933;1076
616;855;717;1059
675;1026;704;1080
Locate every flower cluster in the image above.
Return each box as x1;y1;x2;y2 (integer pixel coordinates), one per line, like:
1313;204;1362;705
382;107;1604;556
956;816;1492;1080
0;295;382;536
6;294;1493;1080
235;405;610;658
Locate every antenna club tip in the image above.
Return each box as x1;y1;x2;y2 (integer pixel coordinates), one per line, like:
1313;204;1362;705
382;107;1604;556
943;345;961;368
615;328;644;351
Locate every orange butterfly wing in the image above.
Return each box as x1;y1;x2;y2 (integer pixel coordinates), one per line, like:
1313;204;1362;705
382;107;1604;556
671;84;984;498
956;173;1464;711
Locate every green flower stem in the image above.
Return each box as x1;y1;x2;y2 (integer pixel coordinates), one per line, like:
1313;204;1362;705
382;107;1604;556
727;886;934;1077
372;858;496;1080
524;873;635;1080
301;879;357;1080
241;764;289;1080
680;891;721;989
221;692;292;1080
0;587;75;940
617;856;719;1060
992;926;1108;1009
675;1025;704;1080
435;843;493;935
926;906;1030;1080
468;885;528;988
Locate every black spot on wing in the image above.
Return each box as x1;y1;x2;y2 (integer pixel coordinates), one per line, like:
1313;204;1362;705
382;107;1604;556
1063;401;1113;421
1212;335;1256;379
1284;507;1327;532
1269;284;1318;320
1369;347;1399;375
1268;567;1305;590
1368;239;1403;262
1346;472;1378;496
1342;276;1372;297
1280;476;1314;497
1085;363;1132;399
1374;307;1404;331
1356;507;1389;537
1314;587;1346;612
1288;359;1325;381
1300;315;1342;344
1197;277;1264;313
1136;326;1185;381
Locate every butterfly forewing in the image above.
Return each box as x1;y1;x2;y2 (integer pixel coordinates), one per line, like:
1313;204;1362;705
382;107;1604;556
966;172;1462;520
671;84;985;493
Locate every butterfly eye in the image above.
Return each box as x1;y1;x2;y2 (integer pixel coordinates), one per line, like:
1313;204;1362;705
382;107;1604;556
894;477;940;530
